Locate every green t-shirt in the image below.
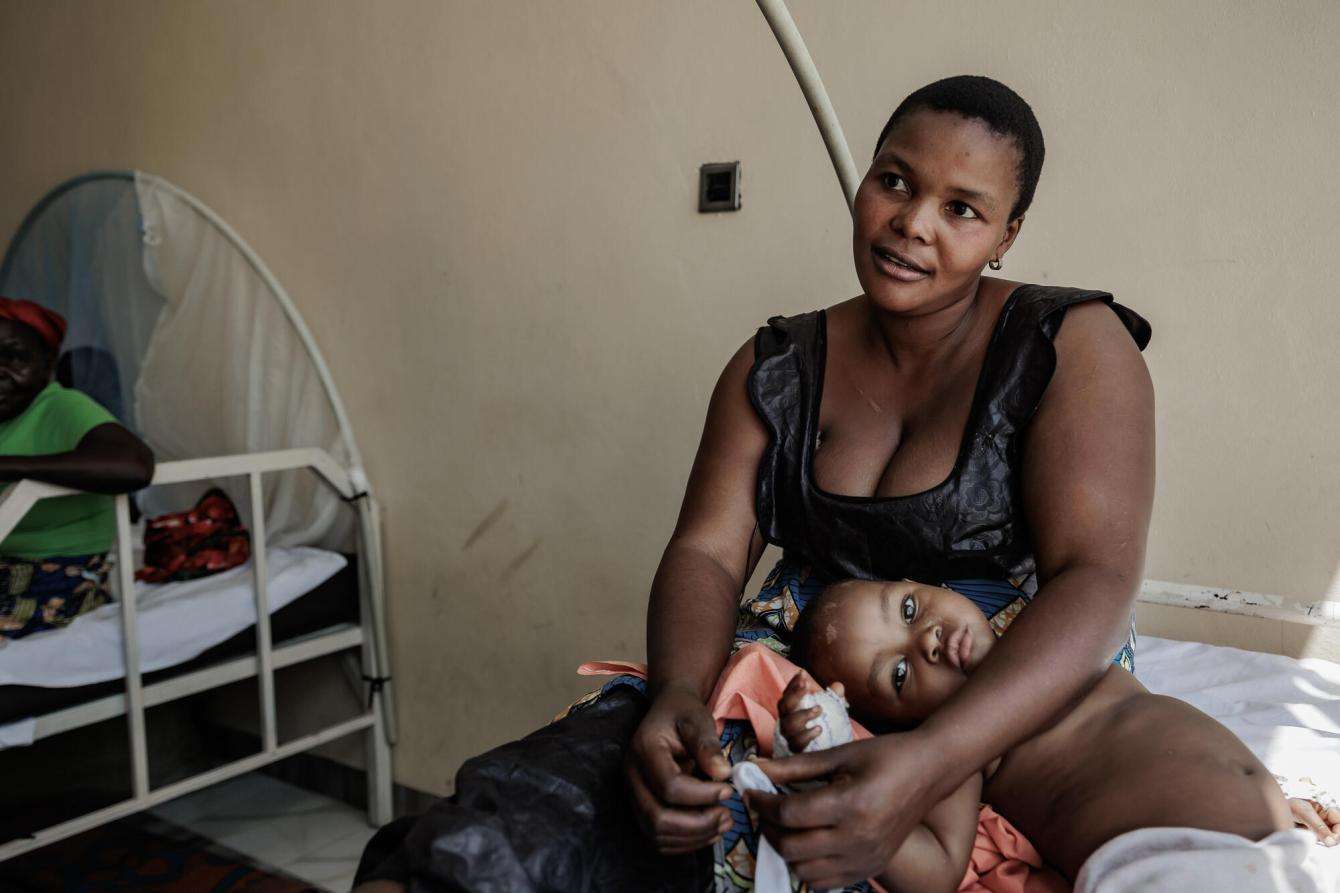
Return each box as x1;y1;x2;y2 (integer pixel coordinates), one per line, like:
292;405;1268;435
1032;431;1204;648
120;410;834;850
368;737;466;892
0;382;118;560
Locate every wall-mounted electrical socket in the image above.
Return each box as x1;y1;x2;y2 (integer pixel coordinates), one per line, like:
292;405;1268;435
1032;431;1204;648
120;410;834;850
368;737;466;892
699;161;741;212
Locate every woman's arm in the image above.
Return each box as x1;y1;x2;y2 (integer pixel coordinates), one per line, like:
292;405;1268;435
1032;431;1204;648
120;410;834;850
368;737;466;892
751;301;1155;887
918;300;1155;781
626;339;772;854
0;422;155;493
758;762;981;893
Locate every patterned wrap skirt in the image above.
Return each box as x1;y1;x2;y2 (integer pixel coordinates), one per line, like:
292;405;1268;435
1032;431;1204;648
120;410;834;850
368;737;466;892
0;553;112;641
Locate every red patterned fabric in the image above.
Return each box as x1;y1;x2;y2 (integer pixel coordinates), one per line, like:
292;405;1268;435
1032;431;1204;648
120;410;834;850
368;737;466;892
0;296;66;351
136;488;251;583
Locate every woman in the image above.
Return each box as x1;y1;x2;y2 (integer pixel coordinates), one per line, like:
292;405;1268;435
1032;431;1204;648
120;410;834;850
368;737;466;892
356;75;1153;891
0;297;155;639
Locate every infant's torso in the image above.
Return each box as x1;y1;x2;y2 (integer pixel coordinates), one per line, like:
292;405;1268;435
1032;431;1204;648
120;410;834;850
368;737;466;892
981;667;1293;879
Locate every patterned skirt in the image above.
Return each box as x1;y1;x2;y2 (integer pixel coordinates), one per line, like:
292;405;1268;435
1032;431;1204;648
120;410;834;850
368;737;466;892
0;553;112;641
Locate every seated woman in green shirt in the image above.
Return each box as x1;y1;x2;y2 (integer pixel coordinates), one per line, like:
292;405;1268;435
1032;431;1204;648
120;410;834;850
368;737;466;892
0;298;154;640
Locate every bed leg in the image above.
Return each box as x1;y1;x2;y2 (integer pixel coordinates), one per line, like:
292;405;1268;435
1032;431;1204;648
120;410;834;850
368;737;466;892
366;695;394;827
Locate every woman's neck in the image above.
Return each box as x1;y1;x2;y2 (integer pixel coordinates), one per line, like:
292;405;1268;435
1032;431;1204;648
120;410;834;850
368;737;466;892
863;277;988;371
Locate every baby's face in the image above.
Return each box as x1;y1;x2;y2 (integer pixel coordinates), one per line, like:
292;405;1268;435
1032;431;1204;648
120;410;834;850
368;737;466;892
806;579;994;726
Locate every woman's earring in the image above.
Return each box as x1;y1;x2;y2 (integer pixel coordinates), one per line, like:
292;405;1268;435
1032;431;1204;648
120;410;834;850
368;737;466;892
988;257;1003;271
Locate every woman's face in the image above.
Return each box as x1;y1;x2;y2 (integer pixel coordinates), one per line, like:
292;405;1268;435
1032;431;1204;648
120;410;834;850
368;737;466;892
806;579;994;727
852;108;1025;314
0;319;54;421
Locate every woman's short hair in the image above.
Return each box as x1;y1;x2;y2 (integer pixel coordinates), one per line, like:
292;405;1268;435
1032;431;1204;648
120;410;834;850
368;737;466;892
873;75;1045;222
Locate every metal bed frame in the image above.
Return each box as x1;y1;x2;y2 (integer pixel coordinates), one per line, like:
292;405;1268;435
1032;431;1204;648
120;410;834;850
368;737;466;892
0;447;395;862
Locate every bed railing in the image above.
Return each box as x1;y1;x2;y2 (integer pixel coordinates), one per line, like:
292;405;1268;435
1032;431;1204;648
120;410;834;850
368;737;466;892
0;448;395;861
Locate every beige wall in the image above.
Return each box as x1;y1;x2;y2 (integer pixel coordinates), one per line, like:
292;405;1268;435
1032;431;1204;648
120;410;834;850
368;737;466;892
1;1;1337;794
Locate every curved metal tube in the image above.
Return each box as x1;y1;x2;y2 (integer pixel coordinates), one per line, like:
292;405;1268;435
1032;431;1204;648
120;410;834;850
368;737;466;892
754;0;860;210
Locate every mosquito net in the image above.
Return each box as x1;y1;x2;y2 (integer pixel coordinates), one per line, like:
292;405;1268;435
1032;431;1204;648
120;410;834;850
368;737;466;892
0;171;358;549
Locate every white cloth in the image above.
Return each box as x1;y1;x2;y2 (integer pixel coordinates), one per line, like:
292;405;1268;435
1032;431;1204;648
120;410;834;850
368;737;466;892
771;686;853;757
0;546;345;689
1074;826;1325;892
731;762;791;893
732;687;854;893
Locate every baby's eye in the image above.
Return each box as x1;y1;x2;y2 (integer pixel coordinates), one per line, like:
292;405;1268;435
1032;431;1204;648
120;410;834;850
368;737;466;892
948;200;979;220
880;172;908;192
893;657;908;693
901;594;916;623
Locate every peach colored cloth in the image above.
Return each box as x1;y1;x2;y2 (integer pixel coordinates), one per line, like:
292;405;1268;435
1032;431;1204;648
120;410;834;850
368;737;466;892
579;645;875;756
705;643;873;756
578;644;1070;892
963;805;1070;893
576;659;649;678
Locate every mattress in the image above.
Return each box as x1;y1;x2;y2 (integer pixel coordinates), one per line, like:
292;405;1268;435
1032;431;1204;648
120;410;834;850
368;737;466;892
0;547;357;733
1138;635;1340;881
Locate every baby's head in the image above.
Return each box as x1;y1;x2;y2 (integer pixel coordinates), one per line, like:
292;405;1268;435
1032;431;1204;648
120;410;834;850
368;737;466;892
790;578;994;727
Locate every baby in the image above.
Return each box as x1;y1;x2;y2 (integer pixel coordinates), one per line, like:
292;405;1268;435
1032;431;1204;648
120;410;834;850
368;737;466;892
772;578;1337;892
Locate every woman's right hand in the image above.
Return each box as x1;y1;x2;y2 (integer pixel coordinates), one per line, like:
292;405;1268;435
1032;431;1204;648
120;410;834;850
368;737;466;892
748;730;947;888
625;683;734;854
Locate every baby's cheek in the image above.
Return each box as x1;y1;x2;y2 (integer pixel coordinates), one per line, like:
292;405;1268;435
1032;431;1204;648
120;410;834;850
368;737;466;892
926;671;968;710
850;688;901;724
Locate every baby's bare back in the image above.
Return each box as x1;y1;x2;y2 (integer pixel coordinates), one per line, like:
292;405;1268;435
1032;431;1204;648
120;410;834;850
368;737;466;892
982;667;1293;879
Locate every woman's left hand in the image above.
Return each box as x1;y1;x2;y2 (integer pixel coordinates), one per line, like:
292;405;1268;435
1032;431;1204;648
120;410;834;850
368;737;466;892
747;731;944;889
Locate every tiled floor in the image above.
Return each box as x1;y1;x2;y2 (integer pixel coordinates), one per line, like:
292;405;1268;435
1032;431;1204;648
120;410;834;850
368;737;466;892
151;771;376;893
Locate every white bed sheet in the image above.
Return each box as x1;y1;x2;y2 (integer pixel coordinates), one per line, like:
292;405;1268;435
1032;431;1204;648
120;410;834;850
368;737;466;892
0;546;347;689
1138;635;1340;881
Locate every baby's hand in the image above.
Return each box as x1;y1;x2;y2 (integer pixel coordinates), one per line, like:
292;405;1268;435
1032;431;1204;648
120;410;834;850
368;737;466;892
776;670;844;754
1290;798;1340;847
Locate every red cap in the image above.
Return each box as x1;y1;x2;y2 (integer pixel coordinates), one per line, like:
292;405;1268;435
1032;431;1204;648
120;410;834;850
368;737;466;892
0;298;66;352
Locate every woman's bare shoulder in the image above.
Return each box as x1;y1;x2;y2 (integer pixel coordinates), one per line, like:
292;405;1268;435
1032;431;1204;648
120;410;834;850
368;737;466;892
1050;299;1151;392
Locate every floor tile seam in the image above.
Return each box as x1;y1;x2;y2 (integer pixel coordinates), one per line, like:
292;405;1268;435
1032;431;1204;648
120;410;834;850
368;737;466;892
280;824;379;866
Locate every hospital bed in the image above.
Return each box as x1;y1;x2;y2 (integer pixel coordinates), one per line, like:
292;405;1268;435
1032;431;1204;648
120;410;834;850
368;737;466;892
0;171;396;862
0;451;394;862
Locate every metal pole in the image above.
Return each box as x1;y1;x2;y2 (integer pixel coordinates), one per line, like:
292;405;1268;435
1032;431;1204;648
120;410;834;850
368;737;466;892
115;494;149;798
0;711;375;862
249;472;278;752
356;496;394;824
754;0;860;210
